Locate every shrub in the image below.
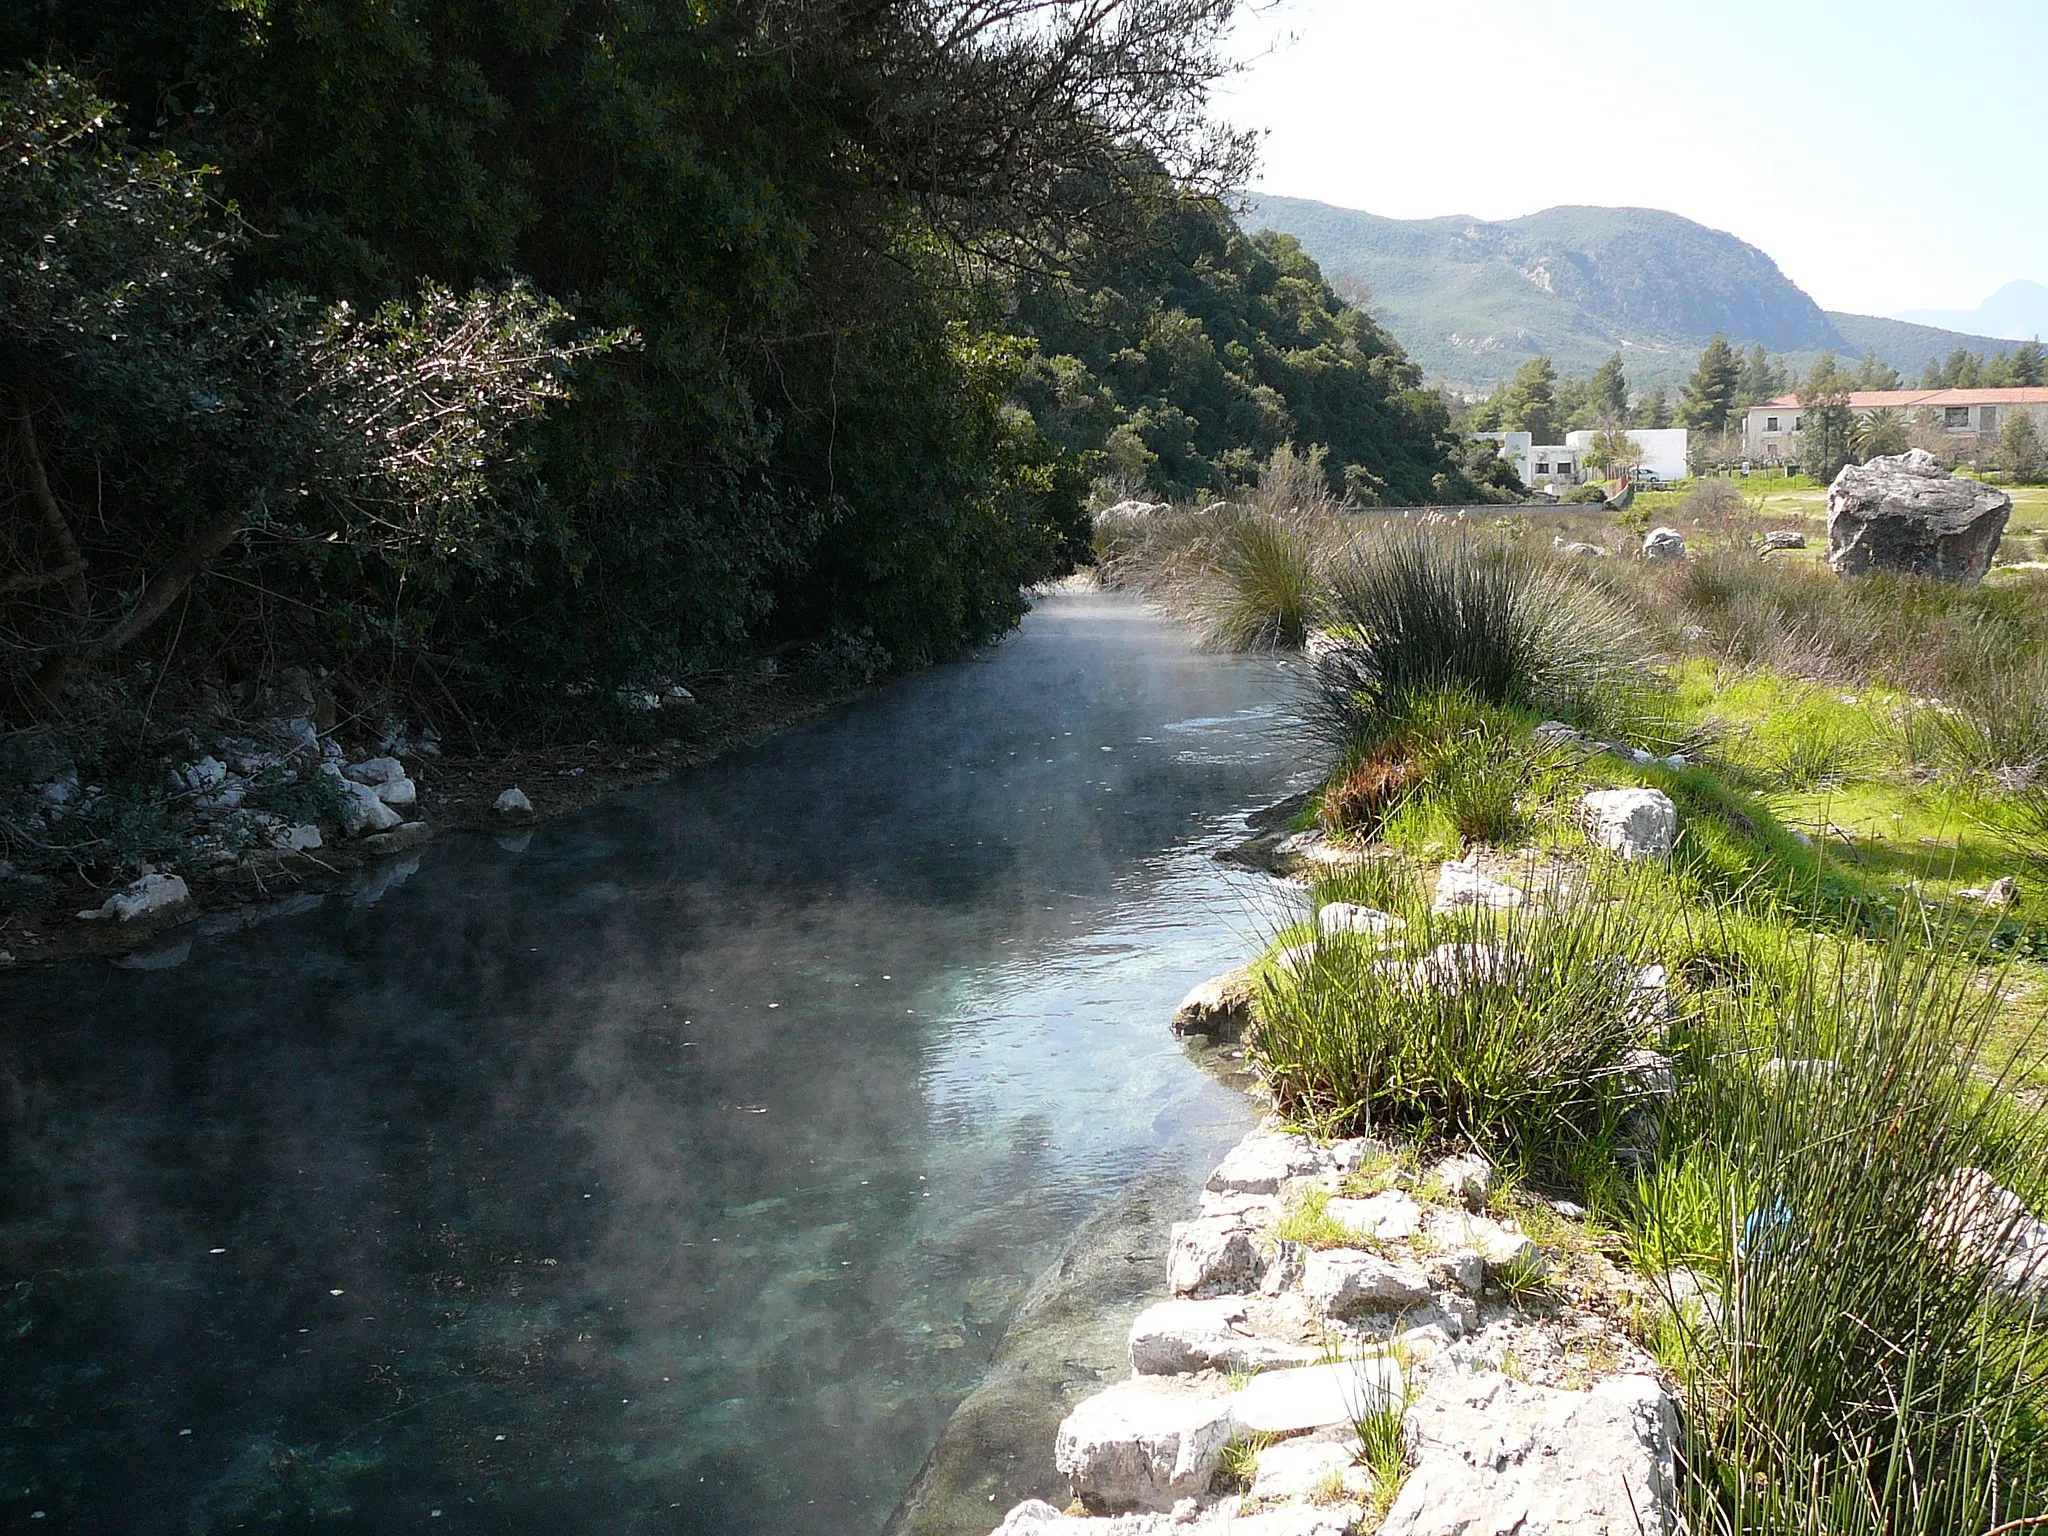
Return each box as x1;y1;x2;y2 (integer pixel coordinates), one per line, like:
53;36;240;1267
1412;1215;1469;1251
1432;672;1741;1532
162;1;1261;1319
1201;505;1329;650
1631;927;2048;1536
1251;883;1670;1171
1913;648;2048;781
1303;533;1654;754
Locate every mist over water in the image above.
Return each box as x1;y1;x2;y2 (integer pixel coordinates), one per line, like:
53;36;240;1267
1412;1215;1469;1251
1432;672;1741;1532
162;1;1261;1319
1;590;1313;1534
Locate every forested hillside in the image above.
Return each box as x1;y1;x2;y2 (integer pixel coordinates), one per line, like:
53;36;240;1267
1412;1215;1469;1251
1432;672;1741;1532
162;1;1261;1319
0;0;1467;764
1012;206;1465;505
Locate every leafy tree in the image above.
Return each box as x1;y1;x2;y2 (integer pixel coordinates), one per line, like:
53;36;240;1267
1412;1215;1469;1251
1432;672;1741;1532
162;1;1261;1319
1;68;618;712
2;0;1259;712
1678;333;1740;433
2002;410;2043;484
1568;353;1628;431
1581;424;1644;480
1498;357;1558;443
1799;354;1858;484
1012;210;1470;504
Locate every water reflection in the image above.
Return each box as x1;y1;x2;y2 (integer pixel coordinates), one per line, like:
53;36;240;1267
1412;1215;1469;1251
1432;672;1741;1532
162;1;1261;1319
0;590;1310;1533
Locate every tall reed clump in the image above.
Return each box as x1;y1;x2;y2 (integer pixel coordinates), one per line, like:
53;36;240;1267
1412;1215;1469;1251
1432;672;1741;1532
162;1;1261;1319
1913;647;2048;784
1250;884;1671;1171
1304;532;1654;754
1631;928;2048;1535
1199;504;1328;650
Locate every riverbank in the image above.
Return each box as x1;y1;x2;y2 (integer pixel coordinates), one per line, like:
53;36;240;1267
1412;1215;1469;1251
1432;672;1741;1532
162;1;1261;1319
0;661;871;970
979;488;2048;1533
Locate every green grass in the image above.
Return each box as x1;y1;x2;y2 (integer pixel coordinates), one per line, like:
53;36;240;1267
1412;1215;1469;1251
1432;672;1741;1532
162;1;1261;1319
1305;531;1656;755
1629;925;2048;1536
1252;872;1673;1174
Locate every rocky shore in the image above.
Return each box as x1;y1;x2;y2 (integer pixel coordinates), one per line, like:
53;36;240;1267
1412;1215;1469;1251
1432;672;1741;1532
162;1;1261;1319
975;1108;1680;1535
918;790;1694;1536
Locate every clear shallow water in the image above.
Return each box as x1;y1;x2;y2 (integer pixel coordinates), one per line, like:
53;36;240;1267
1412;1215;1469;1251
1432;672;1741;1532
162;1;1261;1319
1;590;1312;1534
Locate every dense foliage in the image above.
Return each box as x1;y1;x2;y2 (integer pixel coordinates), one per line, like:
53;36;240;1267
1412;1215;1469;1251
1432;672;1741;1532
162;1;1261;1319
1011;207;1471;504
9;1;1467;744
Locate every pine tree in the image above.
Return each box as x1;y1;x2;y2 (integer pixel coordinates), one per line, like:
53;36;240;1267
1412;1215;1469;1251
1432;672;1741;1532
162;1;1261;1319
1737;344;1783;410
1678;334;1740;433
2012;340;2045;387
1499;356;1557;443
1586;353;1628;423
1635;383;1673;429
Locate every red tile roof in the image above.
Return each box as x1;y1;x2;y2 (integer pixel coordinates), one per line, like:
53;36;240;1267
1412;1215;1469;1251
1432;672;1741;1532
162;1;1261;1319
1757;387;2048;409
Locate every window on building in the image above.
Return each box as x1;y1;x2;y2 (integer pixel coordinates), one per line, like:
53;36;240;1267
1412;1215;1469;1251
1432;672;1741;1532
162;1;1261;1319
1981;406;1998;431
1535;462;1550;475
1766;416;1779;432
1794;416;1804;431
1945;406;1971;428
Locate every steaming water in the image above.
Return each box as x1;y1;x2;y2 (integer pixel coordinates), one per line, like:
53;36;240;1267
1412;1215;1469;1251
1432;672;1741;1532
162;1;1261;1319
0;589;1313;1534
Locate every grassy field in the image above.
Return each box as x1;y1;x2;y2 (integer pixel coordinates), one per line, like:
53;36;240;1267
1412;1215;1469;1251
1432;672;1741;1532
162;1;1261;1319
1099;474;2048;1534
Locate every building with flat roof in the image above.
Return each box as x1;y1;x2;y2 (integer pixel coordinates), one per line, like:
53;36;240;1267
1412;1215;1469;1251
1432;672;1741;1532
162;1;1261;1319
1742;387;2048;465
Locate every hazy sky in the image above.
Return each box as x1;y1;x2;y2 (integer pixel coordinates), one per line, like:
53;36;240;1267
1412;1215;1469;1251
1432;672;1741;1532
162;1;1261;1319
1218;0;2045;318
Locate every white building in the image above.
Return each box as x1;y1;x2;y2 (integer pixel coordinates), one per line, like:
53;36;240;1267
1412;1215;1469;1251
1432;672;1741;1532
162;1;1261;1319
1563;427;1689;483
1469;431;1581;489
1742;387;2048;465
1472;427;1686;488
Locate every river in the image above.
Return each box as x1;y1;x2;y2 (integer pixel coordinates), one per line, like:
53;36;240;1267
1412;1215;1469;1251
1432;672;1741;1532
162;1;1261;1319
0;588;1312;1534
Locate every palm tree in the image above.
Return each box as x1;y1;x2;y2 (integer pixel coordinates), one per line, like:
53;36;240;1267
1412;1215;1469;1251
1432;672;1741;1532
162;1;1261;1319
1853;408;1909;461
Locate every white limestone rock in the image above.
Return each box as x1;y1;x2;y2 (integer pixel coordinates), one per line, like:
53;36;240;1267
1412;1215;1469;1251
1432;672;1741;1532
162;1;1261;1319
1925;1166;2048;1310
1303;1249;1435;1318
342;756;406;786
81;872;192;923
1382;1372;1680;1536
373;775;417;808
1171;966;1257;1041
1642;526;1686;561
1232;1357;1403;1435
1431;857;1524;914
274;823;323;852
337;778;402;836
1249;1436;1360;1502
1579;788;1678;860
1316;902;1405;940
1425;1211;1548;1286
494;786;534;815
1128;1298;1318;1376
1326;1190;1422;1242
1053;1379;1238;1511
1206;1132;1335;1196
1168;1216;1266;1299
1762;529;1807;550
1428;1152;1493;1212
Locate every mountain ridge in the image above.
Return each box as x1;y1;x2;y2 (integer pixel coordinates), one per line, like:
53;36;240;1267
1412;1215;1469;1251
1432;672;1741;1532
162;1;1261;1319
1241;194;2021;389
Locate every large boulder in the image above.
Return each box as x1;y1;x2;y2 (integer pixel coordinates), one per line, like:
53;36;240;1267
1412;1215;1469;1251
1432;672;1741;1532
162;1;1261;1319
1642;527;1686;561
1826;449;2011;584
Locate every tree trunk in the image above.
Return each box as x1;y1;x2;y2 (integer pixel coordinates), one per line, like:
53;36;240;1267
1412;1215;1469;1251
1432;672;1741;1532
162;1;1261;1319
36;509;246;707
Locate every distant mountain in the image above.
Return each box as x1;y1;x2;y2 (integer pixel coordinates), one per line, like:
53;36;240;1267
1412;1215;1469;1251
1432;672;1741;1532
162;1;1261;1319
1826;312;2030;375
1897;280;2048;342
1241;194;2022;389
